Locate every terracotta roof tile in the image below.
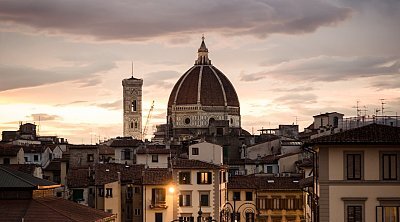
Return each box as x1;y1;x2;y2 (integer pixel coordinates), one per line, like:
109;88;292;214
136;148;176;154
228;174;302;190
172;159;224;169
44;161;61;171
310;123;400;144
0;197;115;222
67;168;91;188
98;145;115;155
6;164;39;175
142;168;172;185
95;163;145;186
109;138;142;147
0;144;22;156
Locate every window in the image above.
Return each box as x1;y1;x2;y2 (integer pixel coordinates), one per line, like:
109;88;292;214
192;147;199;155
346;153;362;180
377;199;400;222
333;116;339;128
98;188;104;197
200;192;210;206
151;188;166;205
134;208;141;216
377;206;400;222
343;198;366;222
152;154;158;163
179;216;194;222
34;154;39;162
123;149;131;160
134;121;138;129
347;206;362;222
382;153;398;180
246;192;253;201
179;192;192;207
233;191;241;201
72;189;84;201
222;171;227;183
131;100;137;112
130;122;134;128
197;172;212;184
179;172;191;184
155;213;163;222
266;165;273;174
106;188;113;198
87;154;94;162
24;157;28;162
246;212;255;222
127;187;133;199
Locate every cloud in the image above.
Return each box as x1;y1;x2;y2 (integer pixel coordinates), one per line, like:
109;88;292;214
93;100;122;110
55;100;88;107
241;56;400;82
144;70;181;89
274;93;318;105
370;75;400;90
28;113;62;121
0;0;351;41
0;62;115;92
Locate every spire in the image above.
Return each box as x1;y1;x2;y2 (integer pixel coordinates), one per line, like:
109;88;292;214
195;35;211;65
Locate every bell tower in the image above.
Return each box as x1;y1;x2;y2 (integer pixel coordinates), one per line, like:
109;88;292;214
122;68;143;140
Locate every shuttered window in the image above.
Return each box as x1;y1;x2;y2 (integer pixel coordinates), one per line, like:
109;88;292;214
347;153;362;180
347;205;362;222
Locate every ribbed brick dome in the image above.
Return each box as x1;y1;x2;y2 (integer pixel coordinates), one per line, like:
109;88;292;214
168;65;239;107
168;37;239;109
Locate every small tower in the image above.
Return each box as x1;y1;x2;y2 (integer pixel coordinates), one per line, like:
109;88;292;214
122;67;143;140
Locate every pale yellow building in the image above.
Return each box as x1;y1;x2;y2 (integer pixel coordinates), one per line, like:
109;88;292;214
310;123;400;222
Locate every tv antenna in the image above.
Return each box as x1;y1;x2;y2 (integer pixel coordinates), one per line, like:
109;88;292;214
352;101;361;117
380;99;386;116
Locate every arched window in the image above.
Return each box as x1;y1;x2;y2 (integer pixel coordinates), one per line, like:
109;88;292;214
130;122;134;128
333;117;339;128
134;121;138;129
131;100;137;112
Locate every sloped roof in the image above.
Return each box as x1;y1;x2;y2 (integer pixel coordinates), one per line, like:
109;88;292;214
109;138;142;147
95;163;145;186
44;161;61;171
98;145;115;155
5;164;39;175
0;197;115;222
142;168;172;185
22;145;47;154
0;166;60;190
172;159;224;169
310;123;400;145
228;174;302;190
67;168;91;188
0;144;22;156
136;148;176;154
68;144;98;149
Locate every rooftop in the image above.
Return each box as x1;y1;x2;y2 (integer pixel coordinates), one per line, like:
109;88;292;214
309;123;400;145
0;166;60;190
0;197;115;222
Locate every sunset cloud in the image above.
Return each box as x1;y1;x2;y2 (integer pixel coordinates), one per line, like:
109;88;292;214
240;56;400;82
0;62;115;92
0;0;351;41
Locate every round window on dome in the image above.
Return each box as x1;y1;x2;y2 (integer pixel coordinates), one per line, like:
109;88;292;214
185;118;191;124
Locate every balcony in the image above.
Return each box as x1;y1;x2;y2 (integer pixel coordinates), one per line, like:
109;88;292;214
149;200;168;209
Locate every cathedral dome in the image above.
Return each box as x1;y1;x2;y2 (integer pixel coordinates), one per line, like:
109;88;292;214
167;38;240;109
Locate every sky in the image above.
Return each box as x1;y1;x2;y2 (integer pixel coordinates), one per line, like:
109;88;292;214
0;0;399;144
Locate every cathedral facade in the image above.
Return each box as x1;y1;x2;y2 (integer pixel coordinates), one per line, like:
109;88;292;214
167;37;241;141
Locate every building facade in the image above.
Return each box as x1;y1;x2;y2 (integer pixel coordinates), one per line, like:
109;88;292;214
122;75;143;140
309;123;400;222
